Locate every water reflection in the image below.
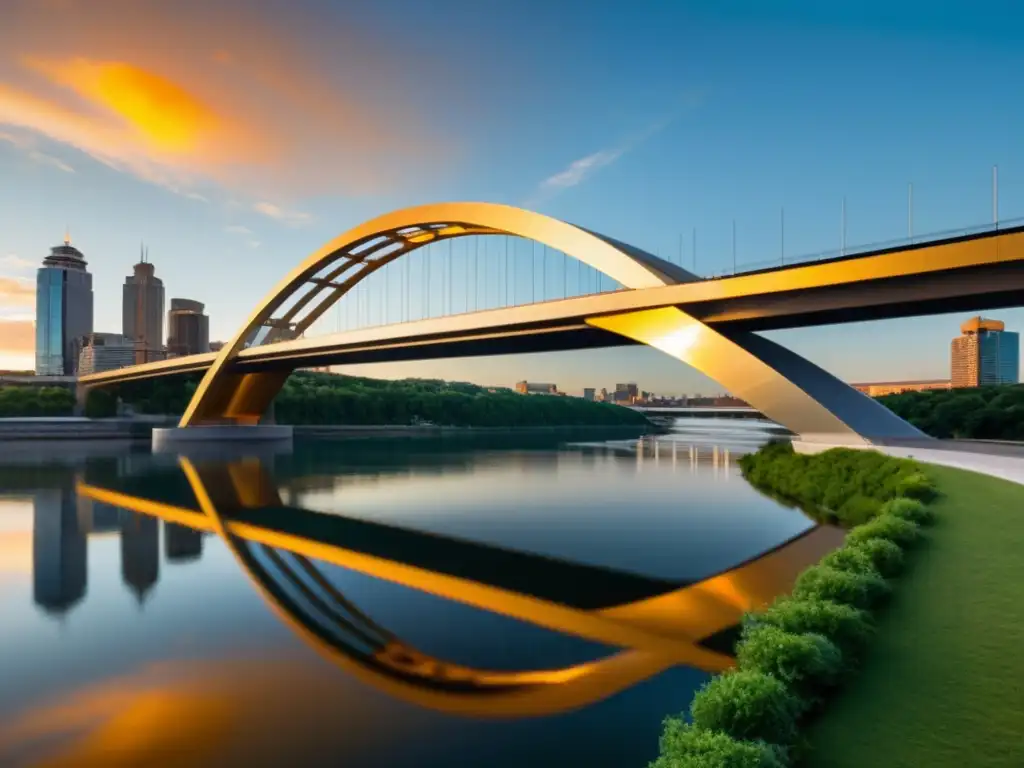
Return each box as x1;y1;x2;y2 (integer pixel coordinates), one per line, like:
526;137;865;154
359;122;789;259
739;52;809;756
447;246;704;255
0;429;836;767
71;455;840;720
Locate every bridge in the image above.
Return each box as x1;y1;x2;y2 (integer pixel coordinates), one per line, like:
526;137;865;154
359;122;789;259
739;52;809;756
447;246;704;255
75;456;842;718
632;405;774;421
77;202;1024;445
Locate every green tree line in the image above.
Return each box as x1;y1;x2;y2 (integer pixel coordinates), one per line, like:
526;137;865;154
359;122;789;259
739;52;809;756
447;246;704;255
877;384;1024;440
0;386;76;417
85;371;648;427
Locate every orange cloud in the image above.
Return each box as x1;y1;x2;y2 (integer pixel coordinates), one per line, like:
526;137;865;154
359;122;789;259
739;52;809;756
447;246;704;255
0;0;454;204
0;320;34;351
0;277;34;307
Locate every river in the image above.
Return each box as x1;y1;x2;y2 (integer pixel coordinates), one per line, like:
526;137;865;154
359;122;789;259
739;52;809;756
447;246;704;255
0;418;838;767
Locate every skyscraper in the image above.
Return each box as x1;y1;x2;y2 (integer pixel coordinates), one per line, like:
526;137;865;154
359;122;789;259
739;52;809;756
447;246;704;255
122;246;165;364
76;332;136;375
166;298;210;357
32;486;87;615
121;511;159;606
35;234;93;375
951;316;1020;388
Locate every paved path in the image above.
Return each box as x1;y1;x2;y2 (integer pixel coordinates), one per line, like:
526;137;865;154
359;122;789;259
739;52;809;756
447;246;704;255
793;439;1024;487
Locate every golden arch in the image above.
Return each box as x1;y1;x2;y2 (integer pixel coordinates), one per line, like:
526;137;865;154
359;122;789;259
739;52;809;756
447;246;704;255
182;202;922;444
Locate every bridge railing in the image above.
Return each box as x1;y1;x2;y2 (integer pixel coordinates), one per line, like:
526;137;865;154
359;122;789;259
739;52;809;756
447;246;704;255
706;215;1024;279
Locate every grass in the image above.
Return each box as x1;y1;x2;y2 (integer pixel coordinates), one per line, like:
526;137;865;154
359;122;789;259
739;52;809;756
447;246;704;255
805;465;1024;768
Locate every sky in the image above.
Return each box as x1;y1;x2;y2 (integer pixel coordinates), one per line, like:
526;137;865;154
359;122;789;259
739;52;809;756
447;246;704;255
2;0;1024;395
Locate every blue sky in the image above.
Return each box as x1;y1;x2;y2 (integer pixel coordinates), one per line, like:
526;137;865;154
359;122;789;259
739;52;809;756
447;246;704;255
2;0;1023;394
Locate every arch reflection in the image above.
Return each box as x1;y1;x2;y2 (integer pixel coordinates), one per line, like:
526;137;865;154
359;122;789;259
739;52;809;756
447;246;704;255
76;459;842;718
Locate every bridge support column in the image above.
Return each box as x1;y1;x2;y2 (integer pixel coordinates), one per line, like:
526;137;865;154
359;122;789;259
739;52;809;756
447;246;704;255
587;307;928;445
183;371;291;427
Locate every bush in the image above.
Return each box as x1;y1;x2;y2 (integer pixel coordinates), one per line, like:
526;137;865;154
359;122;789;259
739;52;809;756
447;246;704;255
842;538;904;579
690;669;801;746
847;514;920;548
651;719;787;768
792;565;890;610
753;597;874;658
820;546;880;578
84;388;117;418
738;442;929;526
881;497;935;525
736;625;842;700
894;472;935;501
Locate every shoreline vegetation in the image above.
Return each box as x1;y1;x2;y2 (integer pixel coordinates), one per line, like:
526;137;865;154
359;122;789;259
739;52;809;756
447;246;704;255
876;383;1024;441
1;372;651;430
651;442;936;767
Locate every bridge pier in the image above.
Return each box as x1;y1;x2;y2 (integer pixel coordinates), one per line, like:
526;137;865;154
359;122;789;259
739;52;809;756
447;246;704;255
152;424;294;455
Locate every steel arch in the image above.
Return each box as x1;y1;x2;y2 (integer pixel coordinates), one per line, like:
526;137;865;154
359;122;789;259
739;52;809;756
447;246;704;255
179;201;923;444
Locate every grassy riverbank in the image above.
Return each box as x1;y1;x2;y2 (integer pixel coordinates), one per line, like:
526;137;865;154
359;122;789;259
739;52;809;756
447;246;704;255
805;465;1024;767
651;443;937;767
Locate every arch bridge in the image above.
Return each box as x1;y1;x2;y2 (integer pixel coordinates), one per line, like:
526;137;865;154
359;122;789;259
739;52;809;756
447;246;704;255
78;203;1024;444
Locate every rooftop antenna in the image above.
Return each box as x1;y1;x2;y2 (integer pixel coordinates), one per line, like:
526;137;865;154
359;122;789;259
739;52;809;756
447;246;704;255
140;241;145;263
64;225;70;246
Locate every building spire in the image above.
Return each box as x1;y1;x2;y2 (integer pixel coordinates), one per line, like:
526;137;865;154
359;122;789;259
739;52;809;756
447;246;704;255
64;225;71;246
140;240;144;263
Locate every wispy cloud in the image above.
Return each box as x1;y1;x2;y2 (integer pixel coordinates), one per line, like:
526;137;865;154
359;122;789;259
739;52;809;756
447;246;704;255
539;148;624;191
248;240;261;249
0;130;74;173
0;254;33;272
224;224;253;235
526;95;701;206
0;276;35;306
253;202;312;226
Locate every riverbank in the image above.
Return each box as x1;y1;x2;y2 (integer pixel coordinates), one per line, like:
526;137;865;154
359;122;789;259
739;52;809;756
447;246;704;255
0;418;659;442
651;443;937;766
805;465;1024;767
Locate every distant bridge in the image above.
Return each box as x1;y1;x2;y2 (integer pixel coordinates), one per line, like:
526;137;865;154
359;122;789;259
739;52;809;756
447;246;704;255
77;202;1024;445
631;406;768;419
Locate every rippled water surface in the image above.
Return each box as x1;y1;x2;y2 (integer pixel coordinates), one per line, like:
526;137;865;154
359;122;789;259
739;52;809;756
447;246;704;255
0;422;839;767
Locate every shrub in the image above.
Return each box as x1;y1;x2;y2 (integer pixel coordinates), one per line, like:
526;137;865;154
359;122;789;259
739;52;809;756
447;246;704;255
792;565;890;610
881;497;935;525
651;719;787;768
820;546;880;577
894;471;935;501
847;514;920;549
753;597;874;658
736;624;842;700
690;669;801;746
842;538;904;578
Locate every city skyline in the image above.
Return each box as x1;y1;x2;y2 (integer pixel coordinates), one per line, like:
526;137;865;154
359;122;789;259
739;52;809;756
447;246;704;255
3;1;1024;393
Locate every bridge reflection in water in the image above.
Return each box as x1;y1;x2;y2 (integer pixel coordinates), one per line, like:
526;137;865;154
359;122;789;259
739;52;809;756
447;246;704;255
74;456;842;719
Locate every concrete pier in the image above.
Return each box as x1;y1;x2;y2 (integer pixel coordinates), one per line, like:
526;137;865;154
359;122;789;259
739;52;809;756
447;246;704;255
152;424;293;453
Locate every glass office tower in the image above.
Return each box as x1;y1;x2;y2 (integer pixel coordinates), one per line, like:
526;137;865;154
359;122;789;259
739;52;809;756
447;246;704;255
950;316;1020;388
35;236;93;375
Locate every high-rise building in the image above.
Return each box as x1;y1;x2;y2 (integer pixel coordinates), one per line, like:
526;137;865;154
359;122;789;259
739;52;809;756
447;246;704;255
35;234;93;375
515;380;558;394
123;247;166;364
164;522;203;563
614;383;638;403
32;487;87;615
76;332;136;375
167;298;210;357
121;511;159;606
582;387;596;401
951;316;1020;388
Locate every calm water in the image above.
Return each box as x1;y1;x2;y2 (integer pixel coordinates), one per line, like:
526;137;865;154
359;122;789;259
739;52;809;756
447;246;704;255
0;421;839;767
